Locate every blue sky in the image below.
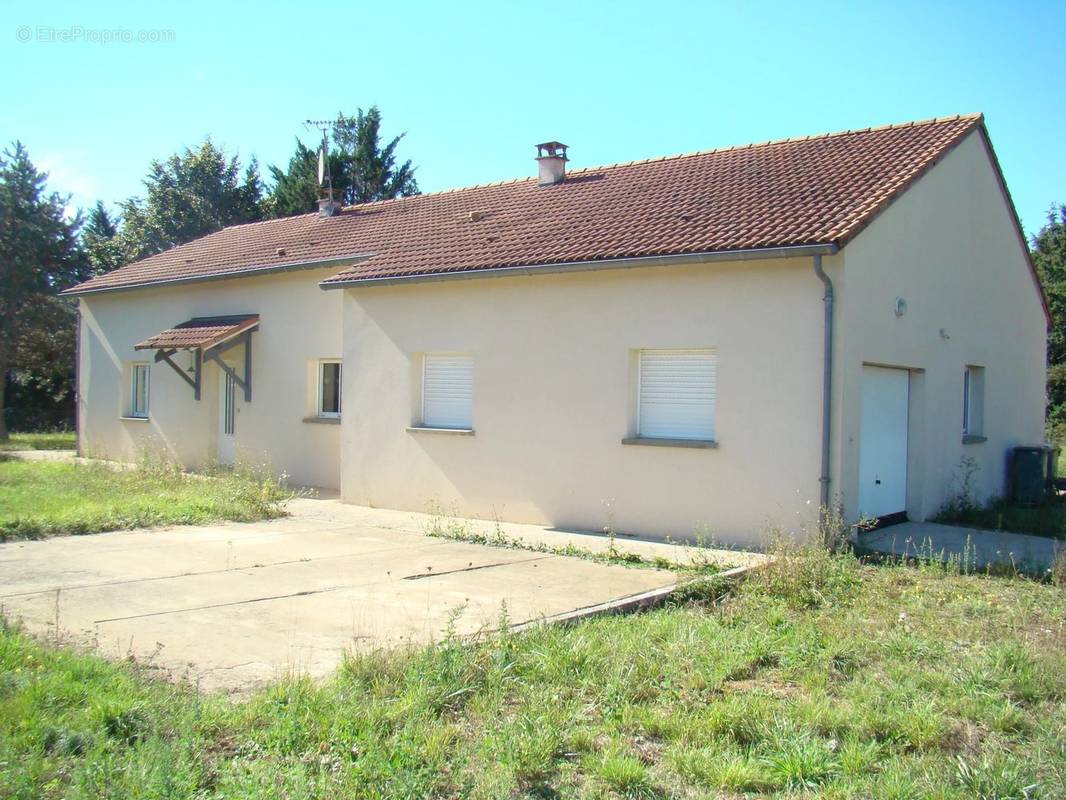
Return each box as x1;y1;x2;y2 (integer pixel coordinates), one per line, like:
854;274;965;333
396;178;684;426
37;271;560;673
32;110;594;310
2;0;1063;236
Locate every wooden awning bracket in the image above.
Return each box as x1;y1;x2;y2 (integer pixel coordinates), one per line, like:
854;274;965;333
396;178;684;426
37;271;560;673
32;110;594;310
149;327;255;403
202;329;254;402
154;348;202;400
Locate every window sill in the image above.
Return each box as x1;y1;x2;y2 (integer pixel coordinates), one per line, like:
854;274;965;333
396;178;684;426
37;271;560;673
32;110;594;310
303;416;341;425
119;416;150;423
962;434;987;444
406;426;475;436
622;436;718;449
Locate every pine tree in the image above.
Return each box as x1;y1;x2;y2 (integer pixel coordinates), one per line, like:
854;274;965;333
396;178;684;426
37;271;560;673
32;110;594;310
83;201;123;275
332;107;419;205
0;142;88;440
267;107;419;217
1033;205;1066;438
267;140;323;217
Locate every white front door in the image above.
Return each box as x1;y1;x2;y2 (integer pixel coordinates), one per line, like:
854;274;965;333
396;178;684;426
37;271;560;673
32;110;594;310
858;365;909;520
218;369;236;466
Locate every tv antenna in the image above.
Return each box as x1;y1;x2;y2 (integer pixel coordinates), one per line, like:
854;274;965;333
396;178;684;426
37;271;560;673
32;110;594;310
304;118;335;199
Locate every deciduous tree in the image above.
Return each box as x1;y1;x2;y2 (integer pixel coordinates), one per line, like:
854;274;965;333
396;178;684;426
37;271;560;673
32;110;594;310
117;139;264;261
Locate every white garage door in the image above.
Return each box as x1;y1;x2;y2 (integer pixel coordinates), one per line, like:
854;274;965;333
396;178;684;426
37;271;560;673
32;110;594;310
858;365;910;520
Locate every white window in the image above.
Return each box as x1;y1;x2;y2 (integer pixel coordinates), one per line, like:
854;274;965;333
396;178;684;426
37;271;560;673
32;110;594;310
318;360;342;418
963;365;984;437
422;353;473;429
130;363;150;418
638;348;716;441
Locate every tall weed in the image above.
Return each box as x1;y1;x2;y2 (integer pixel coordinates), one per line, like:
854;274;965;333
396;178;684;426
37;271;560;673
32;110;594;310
747;533;862;609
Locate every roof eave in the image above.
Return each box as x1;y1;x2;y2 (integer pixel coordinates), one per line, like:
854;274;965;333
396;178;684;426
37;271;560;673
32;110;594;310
62;253;376;298
318;243;841;290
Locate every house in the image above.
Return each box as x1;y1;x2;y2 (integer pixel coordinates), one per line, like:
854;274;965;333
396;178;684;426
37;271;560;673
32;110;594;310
63;114;1049;547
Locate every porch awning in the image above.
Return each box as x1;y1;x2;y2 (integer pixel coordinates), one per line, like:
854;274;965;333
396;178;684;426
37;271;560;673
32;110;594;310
134;315;258;402
134;314;259;352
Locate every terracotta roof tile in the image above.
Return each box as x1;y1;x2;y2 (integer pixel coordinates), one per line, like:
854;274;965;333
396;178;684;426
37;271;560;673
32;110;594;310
134;315;259;351
66;114;984;295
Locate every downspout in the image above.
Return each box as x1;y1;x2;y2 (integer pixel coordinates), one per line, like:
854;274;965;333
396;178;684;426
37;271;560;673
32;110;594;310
812;254;834;515
74;302;81;457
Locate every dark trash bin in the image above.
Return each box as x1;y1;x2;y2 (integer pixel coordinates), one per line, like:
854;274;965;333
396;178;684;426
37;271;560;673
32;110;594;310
1047;446;1061;498
1010;446;1051;506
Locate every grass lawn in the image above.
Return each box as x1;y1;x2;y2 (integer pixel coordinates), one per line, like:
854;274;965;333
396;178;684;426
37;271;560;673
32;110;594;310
0;432;76;452
936;499;1066;541
1;551;1063;799
0;459;289;540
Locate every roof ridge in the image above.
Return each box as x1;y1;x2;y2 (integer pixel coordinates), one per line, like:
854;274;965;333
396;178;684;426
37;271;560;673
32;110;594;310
566;113;983;176
141;210;321;247
335;113;982;212
203;210;319;231
340;176;535;212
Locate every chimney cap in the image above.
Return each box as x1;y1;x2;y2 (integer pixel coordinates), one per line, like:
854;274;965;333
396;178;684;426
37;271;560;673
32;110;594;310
535;141;569;160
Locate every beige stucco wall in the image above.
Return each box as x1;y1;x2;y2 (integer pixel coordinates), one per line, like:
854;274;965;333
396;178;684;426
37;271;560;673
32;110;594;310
340;257;835;546
78;267;343;488
832;130;1047;520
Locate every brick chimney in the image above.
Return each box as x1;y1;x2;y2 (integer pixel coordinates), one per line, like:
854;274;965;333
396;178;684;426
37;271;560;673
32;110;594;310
535;141;568;186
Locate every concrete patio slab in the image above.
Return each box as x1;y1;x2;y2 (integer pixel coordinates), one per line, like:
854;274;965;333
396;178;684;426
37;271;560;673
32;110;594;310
0;497;709;693
856;520;1064;575
287;494;770;571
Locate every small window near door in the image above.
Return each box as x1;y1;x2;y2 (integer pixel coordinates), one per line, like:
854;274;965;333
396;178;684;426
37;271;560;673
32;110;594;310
130;363;150;418
963;365;985;438
318;360;341;418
